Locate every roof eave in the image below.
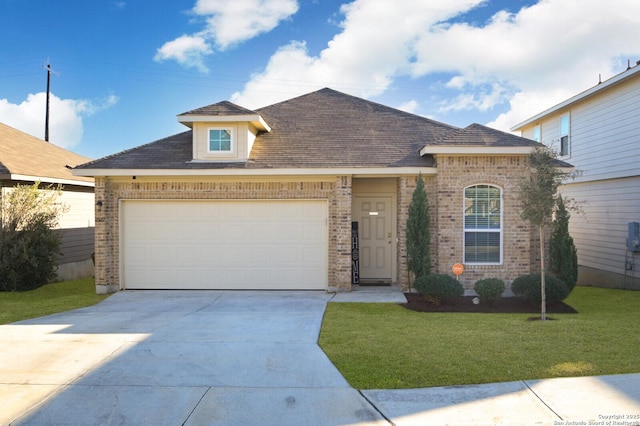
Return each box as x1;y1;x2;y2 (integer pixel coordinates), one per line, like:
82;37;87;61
511;65;640;131
72;166;437;178
419;146;534;156
1;173;95;187
177;114;271;132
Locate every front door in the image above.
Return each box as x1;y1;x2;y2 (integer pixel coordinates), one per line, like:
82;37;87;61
354;196;393;282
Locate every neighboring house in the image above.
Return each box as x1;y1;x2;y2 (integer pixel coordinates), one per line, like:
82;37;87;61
74;88;559;294
512;65;640;290
0;122;95;281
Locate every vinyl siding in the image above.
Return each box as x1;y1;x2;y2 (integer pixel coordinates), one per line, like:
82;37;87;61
561;177;640;280
532;75;640;183
56;189;95;229
56;227;95;265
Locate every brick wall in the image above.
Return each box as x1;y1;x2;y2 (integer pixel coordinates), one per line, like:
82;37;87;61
435;155;533;290
94;159;535;294
93;176;352;293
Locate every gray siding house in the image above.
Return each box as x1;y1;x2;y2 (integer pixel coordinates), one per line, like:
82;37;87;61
512;65;640;290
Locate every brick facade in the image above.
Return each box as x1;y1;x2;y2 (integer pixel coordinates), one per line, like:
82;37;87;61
93;156;536;294
434;155;533;289
93;176;353;293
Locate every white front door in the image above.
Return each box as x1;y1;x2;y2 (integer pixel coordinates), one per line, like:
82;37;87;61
353;196;393;282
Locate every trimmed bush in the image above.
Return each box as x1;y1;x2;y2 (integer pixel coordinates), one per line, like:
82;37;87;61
511;273;569;305
474;278;505;306
413;274;464;305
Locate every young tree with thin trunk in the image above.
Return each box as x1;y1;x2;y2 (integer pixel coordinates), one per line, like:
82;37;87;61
406;174;431;286
518;146;565;321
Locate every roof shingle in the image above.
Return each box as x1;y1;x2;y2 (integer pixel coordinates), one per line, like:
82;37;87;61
0;122;93;184
76;88;546;172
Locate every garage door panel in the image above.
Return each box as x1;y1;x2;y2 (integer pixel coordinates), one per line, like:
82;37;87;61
121;200;327;290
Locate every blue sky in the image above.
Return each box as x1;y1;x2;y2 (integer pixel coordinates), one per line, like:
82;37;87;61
1;0;640;159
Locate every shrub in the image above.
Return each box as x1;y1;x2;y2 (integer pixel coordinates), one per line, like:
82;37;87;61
550;196;578;292
0;221;60;291
0;183;64;292
474;278;505;306
413;274;464;305
511;273;569;305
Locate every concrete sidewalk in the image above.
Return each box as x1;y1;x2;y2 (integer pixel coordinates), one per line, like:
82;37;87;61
1;288;639;425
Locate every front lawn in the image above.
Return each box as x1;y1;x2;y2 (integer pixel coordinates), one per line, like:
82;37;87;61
318;286;640;389
0;278;108;324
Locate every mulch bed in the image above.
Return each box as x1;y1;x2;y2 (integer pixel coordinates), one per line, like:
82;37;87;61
401;293;577;314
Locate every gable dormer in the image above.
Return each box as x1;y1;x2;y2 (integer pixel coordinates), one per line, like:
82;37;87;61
177;101;271;162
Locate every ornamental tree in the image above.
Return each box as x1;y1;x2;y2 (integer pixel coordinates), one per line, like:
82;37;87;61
406;173;431;285
550;195;578;292
518;145;568;320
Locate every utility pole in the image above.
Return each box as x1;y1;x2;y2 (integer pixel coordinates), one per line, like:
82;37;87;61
44;60;58;142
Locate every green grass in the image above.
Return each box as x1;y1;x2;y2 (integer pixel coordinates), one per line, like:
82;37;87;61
0;278;109;324
319;287;640;389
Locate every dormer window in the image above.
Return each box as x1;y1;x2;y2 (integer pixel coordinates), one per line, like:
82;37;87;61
209;128;233;153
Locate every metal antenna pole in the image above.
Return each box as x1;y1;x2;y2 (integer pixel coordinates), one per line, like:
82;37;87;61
44;60;58;142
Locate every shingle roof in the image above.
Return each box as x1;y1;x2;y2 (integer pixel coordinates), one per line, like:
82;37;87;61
250;88;455;168
431;123;542;147
0;122;93;184
178;101;259;117
76;88;547;172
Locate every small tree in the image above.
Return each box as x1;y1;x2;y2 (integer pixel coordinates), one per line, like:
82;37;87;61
518;145;567;320
406;173;431;285
0;182;65;291
550;196;578;292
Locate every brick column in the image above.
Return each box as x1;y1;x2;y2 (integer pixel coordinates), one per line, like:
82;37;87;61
330;175;352;292
93;178;118;294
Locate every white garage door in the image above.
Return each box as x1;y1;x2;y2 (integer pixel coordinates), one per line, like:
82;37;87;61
121;200;328;290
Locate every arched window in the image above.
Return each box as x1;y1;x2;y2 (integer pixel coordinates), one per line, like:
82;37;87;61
464;184;502;264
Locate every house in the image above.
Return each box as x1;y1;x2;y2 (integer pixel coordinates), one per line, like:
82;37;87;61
0;122;95;280
74;88;554;294
512;64;640;290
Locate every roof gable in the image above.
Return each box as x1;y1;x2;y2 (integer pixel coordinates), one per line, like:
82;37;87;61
178;101;258;117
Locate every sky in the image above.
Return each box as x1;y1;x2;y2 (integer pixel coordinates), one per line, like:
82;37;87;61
1;0;640;160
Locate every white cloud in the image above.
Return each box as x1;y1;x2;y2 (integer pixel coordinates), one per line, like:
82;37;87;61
156;0;298;71
439;81;513;113
231;0;640;129
155;34;213;73
0;92;119;149
232;0;485;108
195;0;299;50
410;0;640;129
397;100;419;114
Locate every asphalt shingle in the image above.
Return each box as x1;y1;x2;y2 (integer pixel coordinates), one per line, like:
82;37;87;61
75;88;544;172
0;122;93;183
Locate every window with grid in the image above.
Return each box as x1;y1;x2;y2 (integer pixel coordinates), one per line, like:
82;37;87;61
208;129;232;152
464;184;502;264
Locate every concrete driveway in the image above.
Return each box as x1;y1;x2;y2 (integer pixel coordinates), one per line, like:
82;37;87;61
2;291;387;425
3;289;640;425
